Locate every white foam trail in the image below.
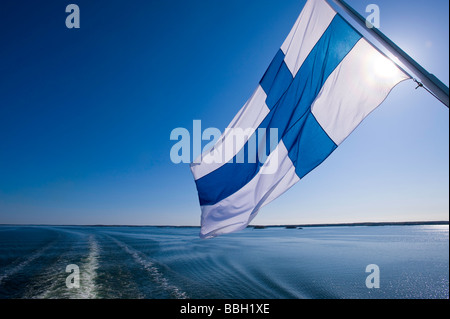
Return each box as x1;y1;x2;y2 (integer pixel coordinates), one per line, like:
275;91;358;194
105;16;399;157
110;237;187;299
29;235;99;299
27;256;68;299
76;235;99;299
0;241;54;286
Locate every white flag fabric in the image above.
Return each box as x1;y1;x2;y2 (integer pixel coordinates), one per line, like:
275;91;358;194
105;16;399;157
191;0;410;239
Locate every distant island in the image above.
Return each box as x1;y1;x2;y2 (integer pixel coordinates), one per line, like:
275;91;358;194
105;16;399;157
0;221;448;228
249;220;449;229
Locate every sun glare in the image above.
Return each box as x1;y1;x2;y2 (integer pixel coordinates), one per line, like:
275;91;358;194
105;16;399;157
372;53;400;79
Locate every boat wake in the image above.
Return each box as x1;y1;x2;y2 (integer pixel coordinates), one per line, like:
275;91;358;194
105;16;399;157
109;236;188;299
0;241;55;287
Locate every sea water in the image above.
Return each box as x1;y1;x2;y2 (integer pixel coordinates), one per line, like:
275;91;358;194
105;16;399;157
0;225;448;299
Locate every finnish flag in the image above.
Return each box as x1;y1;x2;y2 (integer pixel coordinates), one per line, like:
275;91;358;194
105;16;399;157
191;0;409;238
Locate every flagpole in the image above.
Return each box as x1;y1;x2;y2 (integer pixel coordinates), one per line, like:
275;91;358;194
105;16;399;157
328;0;449;108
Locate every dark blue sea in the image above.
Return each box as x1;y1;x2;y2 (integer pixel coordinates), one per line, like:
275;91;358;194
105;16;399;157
0;225;448;299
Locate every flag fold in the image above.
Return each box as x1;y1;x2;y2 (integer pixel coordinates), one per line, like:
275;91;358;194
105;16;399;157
191;0;410;239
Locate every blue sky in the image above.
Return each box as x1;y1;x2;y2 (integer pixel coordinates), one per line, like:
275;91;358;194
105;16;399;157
0;0;448;225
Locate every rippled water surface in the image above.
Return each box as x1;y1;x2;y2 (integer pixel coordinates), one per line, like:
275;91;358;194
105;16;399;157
0;225;448;299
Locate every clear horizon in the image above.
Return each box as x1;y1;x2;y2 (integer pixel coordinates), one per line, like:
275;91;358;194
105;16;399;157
1;220;448;227
1;0;448;226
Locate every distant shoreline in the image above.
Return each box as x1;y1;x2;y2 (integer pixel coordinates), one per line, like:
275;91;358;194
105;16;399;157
249;220;449;229
0;220;448;228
